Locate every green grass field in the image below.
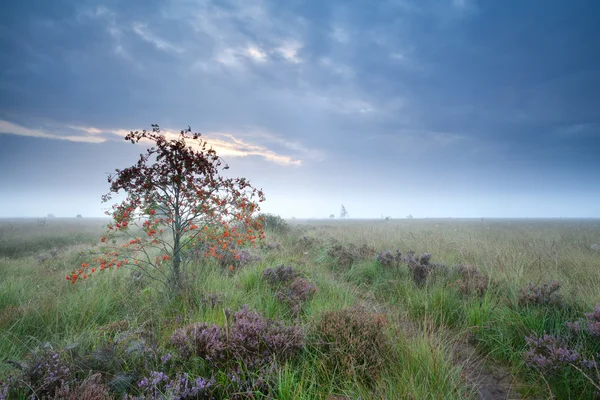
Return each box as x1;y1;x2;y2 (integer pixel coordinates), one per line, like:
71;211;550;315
1;217;599;399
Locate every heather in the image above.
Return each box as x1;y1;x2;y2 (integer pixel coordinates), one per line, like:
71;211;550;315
1;218;600;398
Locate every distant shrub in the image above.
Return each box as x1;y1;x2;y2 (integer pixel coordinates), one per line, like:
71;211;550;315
313;307;390;385
518;281;563;308
259;213;290;234
76;214;83;219
566;305;600;337
296;235;321;251
262;241;281;251
451;264;489;296
376;250;403;267
327;241;373;270
169;306;304;370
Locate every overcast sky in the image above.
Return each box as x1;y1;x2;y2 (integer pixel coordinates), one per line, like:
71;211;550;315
1;0;599;218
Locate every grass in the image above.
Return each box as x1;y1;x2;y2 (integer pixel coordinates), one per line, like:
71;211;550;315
1;217;599;398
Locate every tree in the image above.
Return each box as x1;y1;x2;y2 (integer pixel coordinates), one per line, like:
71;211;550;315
340;205;348;219
329;214;335;219
67;125;265;292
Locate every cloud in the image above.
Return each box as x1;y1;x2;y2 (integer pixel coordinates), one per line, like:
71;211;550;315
61;125;306;166
131;23;184;53
276;40;303;63
0;120;107;143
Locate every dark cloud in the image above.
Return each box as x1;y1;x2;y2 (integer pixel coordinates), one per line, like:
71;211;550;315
0;0;598;217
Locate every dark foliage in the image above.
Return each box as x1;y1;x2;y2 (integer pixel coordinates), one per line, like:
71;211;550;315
518;281;563;308
169;306;305;371
313;307;391;386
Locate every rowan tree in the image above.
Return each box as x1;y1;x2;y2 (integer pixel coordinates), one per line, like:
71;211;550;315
67;124;265;292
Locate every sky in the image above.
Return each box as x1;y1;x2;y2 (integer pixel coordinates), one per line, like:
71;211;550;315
0;0;599;218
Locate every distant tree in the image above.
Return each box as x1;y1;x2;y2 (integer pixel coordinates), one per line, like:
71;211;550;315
406;214;413;219
68;124;265;292
340;205;348;219
76;214;83;218
329;214;335;219
47;213;55;218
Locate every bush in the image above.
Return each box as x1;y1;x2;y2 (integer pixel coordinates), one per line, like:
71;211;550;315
123;372;215;400
5;346;72;399
451;264;489;296
259;213;290;234
376;250;402;267
54;373;112;400
262;266;317;316
170;306;304;370
566;304;600;337
262;265;298;286
518;281;563;308
313;307;390;385
405;251;433;286
276;277;318;317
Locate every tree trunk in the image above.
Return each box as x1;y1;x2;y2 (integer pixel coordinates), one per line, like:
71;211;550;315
172;231;182;291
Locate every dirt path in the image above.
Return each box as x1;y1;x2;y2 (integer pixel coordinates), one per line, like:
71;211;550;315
357;291;522;400
452;338;521;400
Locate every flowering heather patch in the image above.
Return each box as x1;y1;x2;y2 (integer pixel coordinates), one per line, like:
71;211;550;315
262;241;281;251
518;281;563;308
262;266;317;316
405;251;433;286
124;371;215;400
53;373;112;400
276;277;318;316
170;306;304;371
450;264;489;296
376;250;403;267
327;242;363;269
566;305;600;337
262;265;298;286
214;245;263;272
314;307;390;386
4;347;72;399
200;293;223;310
524;334;581;374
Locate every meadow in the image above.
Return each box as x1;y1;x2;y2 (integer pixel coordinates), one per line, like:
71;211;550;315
1;217;600;399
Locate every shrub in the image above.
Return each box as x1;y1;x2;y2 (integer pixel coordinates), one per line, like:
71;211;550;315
313;307;390;385
259;213;290;234
276;277;318;316
5;346;72;399
518;281;563;308
451;264;489;296
170;306;304;370
566;305;600;337
405;251;433;286
262;265;298;286
54;373;113;400
216;246;263;272
123;372;215;400
376;250;403;267
524;334;581;374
